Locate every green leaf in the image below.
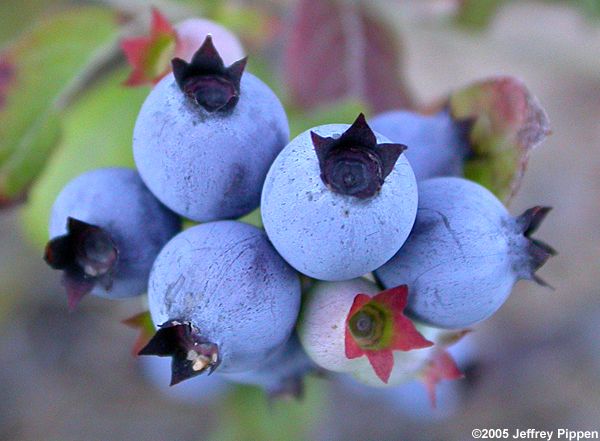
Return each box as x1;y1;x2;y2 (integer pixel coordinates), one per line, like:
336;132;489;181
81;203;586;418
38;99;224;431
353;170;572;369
0;110;61;204
0;0;69;45
0;7;119;204
21;68;149;248
211;378;327;441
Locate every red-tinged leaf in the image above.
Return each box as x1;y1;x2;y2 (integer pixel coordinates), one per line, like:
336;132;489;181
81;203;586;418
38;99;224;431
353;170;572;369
122;311;156;357
448;76;551;202
422;349;464;408
149;7;173;35
284;0;412;112
365;349;394;384
121;8;178;86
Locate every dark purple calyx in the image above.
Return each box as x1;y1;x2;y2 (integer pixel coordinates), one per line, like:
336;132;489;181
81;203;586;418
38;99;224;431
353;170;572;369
171;35;247;112
44;217;118;311
517;206;557;287
311;113;406;199
139;320;220;385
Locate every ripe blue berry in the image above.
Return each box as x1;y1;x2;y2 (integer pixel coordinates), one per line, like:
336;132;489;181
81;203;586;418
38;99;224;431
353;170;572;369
369;110;469;181
45;168;181;310
140;221;301;385
261;114;417;281
375;177;556;329
133;36;289;222
223;333;317;399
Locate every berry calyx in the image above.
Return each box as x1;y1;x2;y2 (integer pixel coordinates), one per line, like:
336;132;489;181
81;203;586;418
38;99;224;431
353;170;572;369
139;320;220;385
344;285;433;383
421;348;464;408
44;217;119;311
311;114;406;199
419;329;470;408
516;206;557;287
172;35;247;112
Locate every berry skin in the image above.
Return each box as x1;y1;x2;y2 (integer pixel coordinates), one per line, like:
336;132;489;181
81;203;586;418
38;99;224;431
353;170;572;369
375;177;556;329
261;114;417;281
140;221;301;385
45;168;181;310
369;110;469;181
297;278;432;383
223;333;317;399
139;355;230;405
133;37;289;222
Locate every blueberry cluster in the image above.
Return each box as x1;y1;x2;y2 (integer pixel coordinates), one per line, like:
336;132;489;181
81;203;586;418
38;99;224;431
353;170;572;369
44;36;554;401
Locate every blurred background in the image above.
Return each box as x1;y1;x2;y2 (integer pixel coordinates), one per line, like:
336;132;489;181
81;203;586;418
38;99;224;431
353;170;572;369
1;0;599;440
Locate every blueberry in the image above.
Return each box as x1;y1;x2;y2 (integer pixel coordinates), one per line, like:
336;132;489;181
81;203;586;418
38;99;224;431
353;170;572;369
140;221;301;385
45;167;181;310
223;333;317;399
139;355;230;405
261;114;417;281
133;36;289;222
297;278;432;384
375;177;556;329
369;110;469;181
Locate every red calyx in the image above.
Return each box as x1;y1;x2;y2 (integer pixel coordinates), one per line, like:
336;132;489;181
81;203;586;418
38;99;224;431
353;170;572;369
121;8;178;87
418;329;470;408
311;114;406;199
344;285;433;383
422;349;464;408
44;217;118;311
